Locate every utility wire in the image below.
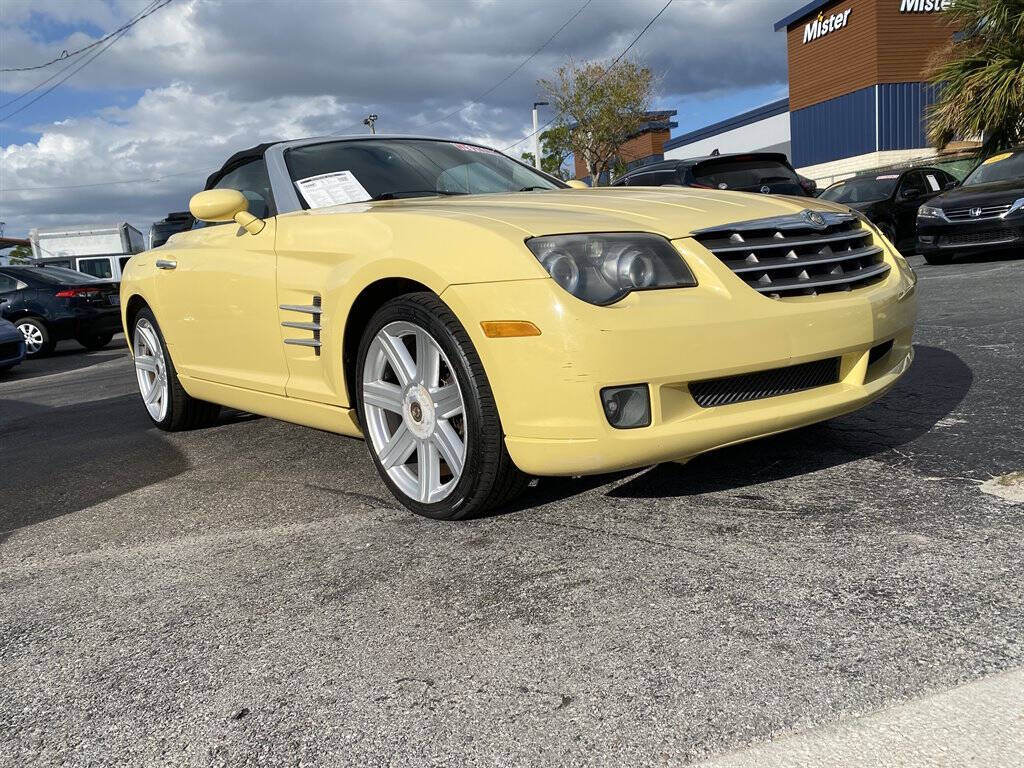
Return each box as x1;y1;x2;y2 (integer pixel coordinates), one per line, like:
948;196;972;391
419;0;592;130
0;0;166;112
1;166;215;194
0;3;160;122
0;0;174;72
501;0;674;152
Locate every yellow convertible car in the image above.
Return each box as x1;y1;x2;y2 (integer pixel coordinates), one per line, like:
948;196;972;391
121;136;917;519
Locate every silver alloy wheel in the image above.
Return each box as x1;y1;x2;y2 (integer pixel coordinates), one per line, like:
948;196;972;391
362;321;468;504
17;321;44;354
133;318;169;422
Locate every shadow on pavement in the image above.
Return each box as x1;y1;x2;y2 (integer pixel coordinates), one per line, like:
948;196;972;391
0;340;127;383
502;344;972;510
0;393;189;546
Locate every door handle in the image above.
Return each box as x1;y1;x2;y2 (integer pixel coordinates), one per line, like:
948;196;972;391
156;259;177;270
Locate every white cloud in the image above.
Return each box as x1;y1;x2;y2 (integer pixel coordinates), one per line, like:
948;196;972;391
1;0;794;236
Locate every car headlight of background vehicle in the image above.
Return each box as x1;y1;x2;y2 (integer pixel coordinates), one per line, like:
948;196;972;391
525;233;697;305
917;205;944;219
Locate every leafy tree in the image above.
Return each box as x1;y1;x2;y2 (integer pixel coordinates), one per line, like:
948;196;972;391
521;125;573;180
927;0;1024;153
540;59;654;185
7;244;33;264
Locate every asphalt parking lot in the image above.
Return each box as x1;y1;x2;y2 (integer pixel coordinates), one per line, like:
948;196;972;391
2;253;1023;766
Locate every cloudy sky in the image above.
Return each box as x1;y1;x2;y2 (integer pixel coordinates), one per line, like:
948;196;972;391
0;0;794;238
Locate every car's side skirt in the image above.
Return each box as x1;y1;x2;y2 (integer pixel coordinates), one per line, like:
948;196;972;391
179;374;363;438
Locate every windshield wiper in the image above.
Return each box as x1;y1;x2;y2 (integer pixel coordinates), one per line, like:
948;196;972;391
371;190;468;201
519;185;552;191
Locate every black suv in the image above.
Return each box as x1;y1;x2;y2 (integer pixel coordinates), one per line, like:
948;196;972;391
819;166;958;252
0;265;121;357
916;148;1024;264
611;152;815;196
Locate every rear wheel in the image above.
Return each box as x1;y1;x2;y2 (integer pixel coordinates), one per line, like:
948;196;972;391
15;318;54;357
77;332;114;350
356;293;528;519
133;308;220;430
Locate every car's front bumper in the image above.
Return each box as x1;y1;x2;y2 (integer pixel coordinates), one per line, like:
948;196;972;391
0;335;26;368
442;236;917;476
917;216;1024;257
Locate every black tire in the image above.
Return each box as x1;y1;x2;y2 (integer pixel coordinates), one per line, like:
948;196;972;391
133;308;221;431
923;251;954;265
355;292;529;520
15;317;54;357
77;332;114;350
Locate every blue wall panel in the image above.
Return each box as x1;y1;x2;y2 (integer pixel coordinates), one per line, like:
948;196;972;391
878;82;938;152
791;87;876;167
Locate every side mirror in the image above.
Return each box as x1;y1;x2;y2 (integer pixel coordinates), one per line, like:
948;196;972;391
901;187;921;201
565;179;589;189
944;180;959;190
189;189;265;234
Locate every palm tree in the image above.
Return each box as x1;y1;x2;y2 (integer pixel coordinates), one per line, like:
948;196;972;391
927;0;1024;154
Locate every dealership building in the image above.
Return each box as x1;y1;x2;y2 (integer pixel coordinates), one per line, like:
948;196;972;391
662;0;959;185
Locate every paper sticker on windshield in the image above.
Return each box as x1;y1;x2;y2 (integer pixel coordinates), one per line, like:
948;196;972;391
294;171;371;208
452;142;496;154
983;152;1013;166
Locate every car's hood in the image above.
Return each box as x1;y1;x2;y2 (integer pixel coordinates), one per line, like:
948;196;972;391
930;178;1024;209
318;188;849;240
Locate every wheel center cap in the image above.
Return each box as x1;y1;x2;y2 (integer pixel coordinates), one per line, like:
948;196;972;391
402;384;435;439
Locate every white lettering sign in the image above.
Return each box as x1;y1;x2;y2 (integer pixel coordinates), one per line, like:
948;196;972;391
803;8;852;44
899;0;952;12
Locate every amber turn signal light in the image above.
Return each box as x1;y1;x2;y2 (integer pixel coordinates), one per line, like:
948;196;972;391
480;321;541;338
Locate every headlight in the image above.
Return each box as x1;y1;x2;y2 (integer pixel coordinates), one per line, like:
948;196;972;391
526;233;697;305
1005;198;1024;217
917;205;944;219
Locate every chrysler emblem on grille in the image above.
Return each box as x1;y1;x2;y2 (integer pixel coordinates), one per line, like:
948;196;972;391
970;207;983;218
802;210;827;229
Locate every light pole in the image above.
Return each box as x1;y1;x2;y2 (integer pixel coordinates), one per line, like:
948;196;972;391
531;101;548;170
363;114;378;134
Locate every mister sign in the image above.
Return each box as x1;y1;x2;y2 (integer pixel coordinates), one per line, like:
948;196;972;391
803;8;852;44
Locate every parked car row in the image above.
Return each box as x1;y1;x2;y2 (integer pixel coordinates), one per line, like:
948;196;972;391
610;147;1023;265
0;264;121;363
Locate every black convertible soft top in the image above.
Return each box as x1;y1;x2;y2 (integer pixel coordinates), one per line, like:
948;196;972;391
204;142;275;190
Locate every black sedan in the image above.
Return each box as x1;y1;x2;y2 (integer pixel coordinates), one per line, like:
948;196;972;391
611;152;816;196
916;148;1024;265
0;265;121;357
818;166;958;252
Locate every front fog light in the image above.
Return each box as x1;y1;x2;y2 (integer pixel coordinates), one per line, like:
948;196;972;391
600;385;651;429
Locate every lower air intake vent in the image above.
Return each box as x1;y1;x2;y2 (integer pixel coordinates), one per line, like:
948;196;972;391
689;357;841;408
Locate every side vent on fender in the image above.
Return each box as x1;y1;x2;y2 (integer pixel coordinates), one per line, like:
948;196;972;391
280;295;322;356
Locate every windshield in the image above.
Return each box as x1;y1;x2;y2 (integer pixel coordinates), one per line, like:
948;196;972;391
692;158;799;189
285;139;563;206
962;150;1024;186
820;175;899;204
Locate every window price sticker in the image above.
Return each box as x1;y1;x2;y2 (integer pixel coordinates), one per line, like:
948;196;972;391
295;171;372;208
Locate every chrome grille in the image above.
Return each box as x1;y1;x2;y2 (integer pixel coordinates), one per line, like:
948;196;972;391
693;210;889;298
689;357;841;408
944;204;1011;221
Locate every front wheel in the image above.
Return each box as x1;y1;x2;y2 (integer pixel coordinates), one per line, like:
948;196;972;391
132;308;220;430
77;332;114;350
356;293;528;519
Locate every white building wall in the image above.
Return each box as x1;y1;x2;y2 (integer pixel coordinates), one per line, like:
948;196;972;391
664;112;791;161
796;147;939;187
